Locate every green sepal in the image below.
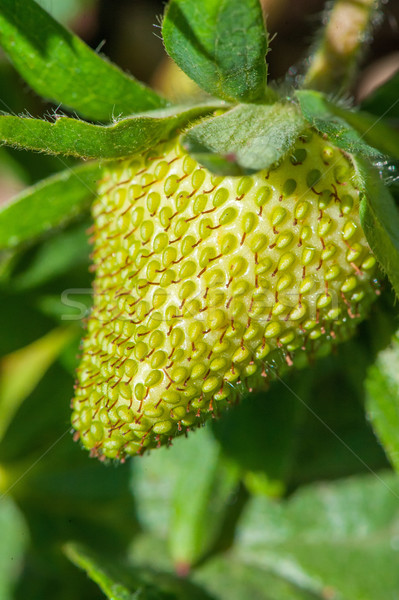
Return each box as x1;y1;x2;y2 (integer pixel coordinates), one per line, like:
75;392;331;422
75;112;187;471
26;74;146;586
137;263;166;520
182;102;306;174
0;161;101;250
353;156;399;300
162;0;268;103
0;0;167;122
296;90;395;159
0;103;222;160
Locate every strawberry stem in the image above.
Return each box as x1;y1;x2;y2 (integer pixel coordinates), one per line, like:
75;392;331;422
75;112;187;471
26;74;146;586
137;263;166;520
303;0;381;94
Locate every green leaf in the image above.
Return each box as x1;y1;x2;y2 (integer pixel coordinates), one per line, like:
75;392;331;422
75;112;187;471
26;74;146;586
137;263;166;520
130;534;320;600
65;543;211;600
66;544;148;600
0;145;77;187
0;0;167;121
0;496;28;600
296;90;386;159
366;331;399;473
361;71;399;119
0;363;74;462
132;425;239;568
162;0;268;103
169;429;239;568
0;161;101;250
0;326;76;442
353;157;399;299
0;103;220;160
37;290;92;324
9;222;90;291
236;472;399;600
182;103;306;174
194;555;323;600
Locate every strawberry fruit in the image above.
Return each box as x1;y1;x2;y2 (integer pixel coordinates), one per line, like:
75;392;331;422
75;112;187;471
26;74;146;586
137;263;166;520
72;127;377;459
0;0;396;465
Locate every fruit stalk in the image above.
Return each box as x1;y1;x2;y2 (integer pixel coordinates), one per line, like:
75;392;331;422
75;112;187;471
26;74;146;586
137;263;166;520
304;0;381;94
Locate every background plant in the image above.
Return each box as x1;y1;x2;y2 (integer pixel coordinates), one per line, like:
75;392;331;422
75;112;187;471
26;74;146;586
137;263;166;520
0;0;399;598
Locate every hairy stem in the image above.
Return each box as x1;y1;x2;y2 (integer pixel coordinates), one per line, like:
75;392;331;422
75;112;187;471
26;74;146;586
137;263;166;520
303;0;381;94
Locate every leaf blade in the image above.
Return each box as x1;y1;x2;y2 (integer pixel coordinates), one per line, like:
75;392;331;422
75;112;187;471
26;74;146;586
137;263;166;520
162;0;268;102
0;0;167;121
194;555;323;600
236;472;399;600
0;161;101;249
169;428;239;567
132;426;239;568
65;543;210;600
0;326;76;442
65;544;142;600
366;332;399;473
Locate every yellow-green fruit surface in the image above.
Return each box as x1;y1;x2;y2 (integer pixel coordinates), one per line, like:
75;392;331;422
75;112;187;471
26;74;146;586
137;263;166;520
72;129;378;459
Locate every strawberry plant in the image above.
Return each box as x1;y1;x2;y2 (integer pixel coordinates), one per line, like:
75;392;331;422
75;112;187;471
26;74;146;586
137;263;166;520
0;0;399;598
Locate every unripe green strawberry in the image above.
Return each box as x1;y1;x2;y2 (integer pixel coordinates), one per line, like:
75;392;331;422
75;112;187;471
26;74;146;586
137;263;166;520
72;127;378;460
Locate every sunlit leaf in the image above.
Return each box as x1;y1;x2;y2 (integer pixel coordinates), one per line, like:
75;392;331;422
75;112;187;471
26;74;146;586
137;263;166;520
132;425;239;568
163;0;268;102
236;472;399;600
0;0;167;121
0;327;76;442
194;555;323;600
65;543;210;600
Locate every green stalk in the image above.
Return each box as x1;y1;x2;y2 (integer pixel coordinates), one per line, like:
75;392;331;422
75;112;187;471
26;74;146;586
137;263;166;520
303;0;381;94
